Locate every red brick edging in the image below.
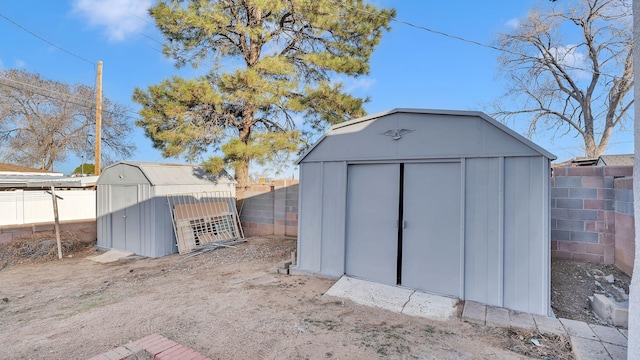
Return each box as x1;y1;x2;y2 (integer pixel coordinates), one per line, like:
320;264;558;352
89;333;211;360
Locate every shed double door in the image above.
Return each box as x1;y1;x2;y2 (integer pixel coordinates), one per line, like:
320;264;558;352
345;163;461;297
111;185;141;254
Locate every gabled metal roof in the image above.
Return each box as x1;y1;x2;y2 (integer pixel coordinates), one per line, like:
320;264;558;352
297;108;557;163
99;161;236;186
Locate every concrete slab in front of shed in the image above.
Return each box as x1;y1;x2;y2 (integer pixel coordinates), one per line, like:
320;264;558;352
324;276;457;321
87;249;133;263
403;290;459;321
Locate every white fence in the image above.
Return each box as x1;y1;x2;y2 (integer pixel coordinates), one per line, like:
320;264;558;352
0;189;96;226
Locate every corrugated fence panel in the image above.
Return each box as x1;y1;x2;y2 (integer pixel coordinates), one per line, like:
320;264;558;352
55;190;96;221
0;190;96;226
0;191;19;225
464;158;502;306
320;162;347;277
504;156;549;315
297;162;323;273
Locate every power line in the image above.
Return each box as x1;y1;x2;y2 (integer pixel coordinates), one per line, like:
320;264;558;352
547;140;634;152
0;76;95;107
0;79;141;122
0;74;145;120
327;0;624;79
0;12;95;67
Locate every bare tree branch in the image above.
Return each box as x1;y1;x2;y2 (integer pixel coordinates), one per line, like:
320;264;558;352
494;0;632;158
0;70;136;170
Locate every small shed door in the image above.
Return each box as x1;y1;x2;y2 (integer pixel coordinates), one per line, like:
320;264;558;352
111;185;140;253
401;162;461;297
345;164;399;285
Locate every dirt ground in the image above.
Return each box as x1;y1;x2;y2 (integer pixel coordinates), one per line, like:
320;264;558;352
551;259;631;324
0;236;576;360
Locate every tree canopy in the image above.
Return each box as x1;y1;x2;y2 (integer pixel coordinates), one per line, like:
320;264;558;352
494;0;633;158
133;0;395;187
0;70;135;171
72;163;96;175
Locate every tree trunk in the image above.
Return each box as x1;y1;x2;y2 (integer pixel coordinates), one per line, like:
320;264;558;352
235;161;250;189
235;111;254;189
584;133;600;158
629;1;639;358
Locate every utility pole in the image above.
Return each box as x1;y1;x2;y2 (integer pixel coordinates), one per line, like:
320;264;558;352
94;60;103;176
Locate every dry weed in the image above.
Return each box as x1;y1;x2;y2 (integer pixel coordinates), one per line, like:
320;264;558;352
0;232;93;269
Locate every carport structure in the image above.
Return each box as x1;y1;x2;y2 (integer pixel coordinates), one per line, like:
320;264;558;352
294;108;556;315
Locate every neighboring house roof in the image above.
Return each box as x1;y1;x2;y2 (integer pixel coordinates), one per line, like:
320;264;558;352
597;154;634;167
0;162;93;189
297;108;556;163
98;161;236;186
552;154;634;168
571;157;599;167
0;163;63;176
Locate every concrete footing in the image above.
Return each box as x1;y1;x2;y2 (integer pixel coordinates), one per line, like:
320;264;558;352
590;294;629;328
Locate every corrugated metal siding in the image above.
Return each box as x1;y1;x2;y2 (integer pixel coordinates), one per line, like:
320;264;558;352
96;185;112;250
320;162;347;277
153;183;236;197
297;163;323;272
464;157;502;306
503;156;549;315
297;155;551;315
136;183;153;256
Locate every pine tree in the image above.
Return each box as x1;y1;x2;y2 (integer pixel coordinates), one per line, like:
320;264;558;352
133;0;394;187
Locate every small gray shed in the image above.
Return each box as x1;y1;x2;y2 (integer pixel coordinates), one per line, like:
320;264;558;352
97;161;236;258
295;109;556;316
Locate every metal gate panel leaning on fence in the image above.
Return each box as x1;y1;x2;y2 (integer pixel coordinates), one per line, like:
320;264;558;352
167;191;244;254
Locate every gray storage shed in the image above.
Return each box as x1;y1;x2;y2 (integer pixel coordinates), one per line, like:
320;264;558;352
97;161;236;258
295;109;556;316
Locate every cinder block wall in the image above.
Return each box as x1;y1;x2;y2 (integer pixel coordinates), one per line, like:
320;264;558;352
237;180;298;237
613;177;635;275
551;165;634;275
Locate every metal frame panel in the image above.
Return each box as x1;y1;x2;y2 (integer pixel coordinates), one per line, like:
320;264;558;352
166;191;243;255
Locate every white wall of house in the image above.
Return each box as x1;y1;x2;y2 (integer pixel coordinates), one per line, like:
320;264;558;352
0;189;96;226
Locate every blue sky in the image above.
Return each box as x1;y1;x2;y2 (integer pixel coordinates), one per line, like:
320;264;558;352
0;0;634;176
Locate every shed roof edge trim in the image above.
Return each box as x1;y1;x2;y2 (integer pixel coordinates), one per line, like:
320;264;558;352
296;108;557;163
98;161;236;186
